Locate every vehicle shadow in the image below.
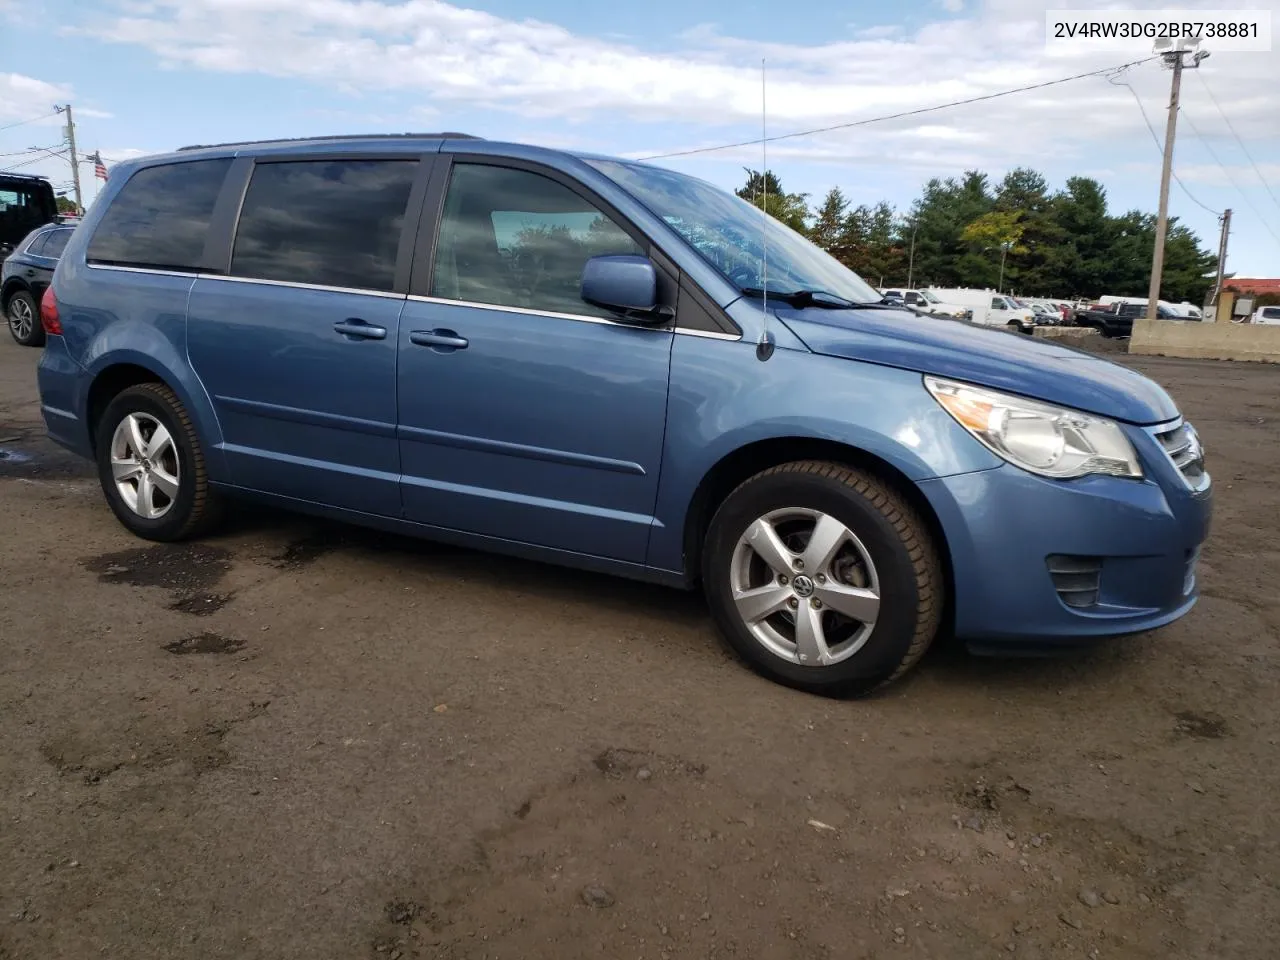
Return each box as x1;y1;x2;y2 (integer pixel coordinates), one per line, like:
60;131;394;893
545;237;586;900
211;505;1148;697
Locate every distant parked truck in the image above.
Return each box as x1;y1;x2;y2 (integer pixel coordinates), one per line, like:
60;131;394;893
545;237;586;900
927;287;1036;333
1076;300;1184;338
1097;295;1202;320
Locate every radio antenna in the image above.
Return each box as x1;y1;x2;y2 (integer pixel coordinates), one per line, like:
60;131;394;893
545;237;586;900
756;57;775;362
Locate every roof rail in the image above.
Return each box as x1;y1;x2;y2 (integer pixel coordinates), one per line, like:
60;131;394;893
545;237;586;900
177;132;483;152
0;171;53;182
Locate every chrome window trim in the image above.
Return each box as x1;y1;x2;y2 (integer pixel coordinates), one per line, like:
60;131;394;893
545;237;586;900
86;263;199;278
406;294;741;340
200;273;405;299
81;266;743;339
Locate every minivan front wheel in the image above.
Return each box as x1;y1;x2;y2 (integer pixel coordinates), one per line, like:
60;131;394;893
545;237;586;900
95;383;220;542
703;461;942;696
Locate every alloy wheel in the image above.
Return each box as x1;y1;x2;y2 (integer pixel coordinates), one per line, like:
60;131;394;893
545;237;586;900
728;507;880;667
7;297;34;341
109;412;181;519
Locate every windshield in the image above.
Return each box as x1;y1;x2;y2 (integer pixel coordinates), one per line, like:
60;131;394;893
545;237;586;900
921;290;941;303
585;158;882;303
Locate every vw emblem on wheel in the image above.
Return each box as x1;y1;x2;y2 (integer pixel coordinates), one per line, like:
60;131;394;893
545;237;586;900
791;574;815;598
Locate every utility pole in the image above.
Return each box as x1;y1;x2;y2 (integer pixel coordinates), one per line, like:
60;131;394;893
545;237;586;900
1145;39;1209;321
1211;208;1231;306
54;104;83;214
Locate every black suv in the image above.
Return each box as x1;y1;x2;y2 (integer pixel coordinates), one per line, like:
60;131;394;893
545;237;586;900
2;221;74;346
0;173;59;256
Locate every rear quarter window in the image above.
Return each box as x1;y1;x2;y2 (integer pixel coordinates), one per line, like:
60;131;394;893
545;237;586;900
87;158;232;271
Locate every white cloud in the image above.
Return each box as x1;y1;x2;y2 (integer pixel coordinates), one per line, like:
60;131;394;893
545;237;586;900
854;25;901;40
74;0;1274;168
0;73;71;125
941;0;965;12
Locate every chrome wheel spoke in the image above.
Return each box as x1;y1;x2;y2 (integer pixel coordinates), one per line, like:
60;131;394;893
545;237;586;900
111;456;143;483
150;465;180;500
802;513;850;574
137;472;158;518
742;517;796;575
125;414;148;459
816;582;880;625
146;423;174;461
793;603;830;666
733;583;792;624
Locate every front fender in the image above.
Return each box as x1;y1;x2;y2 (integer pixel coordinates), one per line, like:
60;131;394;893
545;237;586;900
81;336;228;482
647;338;1002;572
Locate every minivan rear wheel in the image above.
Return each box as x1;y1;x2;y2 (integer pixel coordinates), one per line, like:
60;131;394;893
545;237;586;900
6;290;43;347
702;461;942;696
94;383;221;542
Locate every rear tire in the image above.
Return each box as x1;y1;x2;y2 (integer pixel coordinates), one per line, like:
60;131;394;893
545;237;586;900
6;290;44;347
702;461;943;697
94;383;222;542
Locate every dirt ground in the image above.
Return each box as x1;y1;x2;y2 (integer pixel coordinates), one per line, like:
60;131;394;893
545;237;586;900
1;336;1277;960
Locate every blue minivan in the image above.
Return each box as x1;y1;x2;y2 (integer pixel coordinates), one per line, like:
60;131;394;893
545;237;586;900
36;133;1211;695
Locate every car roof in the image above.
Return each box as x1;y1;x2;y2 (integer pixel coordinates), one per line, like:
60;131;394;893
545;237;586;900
110;132;656;180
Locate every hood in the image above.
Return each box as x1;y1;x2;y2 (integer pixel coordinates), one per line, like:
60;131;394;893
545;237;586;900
776;307;1178;426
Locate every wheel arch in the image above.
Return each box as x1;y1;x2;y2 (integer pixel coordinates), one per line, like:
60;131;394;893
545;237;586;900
83;354;225;480
1;277;30;312
680;436;954;627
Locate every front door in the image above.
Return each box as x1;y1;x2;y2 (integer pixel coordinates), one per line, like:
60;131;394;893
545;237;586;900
396;159;674;562
187;156;425;516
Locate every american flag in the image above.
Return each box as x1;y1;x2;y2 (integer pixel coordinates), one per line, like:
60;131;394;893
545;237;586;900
92;151;108;181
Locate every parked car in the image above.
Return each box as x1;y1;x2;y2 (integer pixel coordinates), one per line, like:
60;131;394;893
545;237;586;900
0;173;60;259
2;221;74;346
36;134;1212;696
1251;305;1280;325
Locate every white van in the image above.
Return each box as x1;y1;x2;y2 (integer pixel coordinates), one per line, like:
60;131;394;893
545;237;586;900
928;288;1036;332
880;287;971;319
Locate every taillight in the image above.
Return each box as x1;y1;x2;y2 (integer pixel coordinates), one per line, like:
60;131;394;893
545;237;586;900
40;287;62;335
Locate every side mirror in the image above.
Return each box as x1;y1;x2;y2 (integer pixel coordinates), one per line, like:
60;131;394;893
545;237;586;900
581;255;669;323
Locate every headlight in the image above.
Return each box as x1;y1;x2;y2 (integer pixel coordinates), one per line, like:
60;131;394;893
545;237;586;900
925;376;1143;480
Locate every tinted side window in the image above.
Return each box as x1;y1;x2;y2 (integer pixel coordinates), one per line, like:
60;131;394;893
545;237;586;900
431;163;643;318
991;297;1004;309
87;159;232;270
42;229;72;258
231;159;418;293
23;232;50;255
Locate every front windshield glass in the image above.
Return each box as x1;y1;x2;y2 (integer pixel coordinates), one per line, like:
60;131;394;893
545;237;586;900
585;158;881;303
922;290;941;303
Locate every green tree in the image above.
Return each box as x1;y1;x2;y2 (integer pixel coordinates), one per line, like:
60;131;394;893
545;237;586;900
736;169;810;234
961;210;1027;291
55;194;77;214
810;187;849;258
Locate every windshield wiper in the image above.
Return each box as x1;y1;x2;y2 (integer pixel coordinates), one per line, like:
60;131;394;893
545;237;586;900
740;287;859;309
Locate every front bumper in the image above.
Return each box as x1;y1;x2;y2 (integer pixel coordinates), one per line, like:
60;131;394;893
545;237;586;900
919;429;1211;651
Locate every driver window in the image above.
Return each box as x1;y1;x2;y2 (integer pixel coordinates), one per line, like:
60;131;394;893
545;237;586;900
431;163;642;319
906;292;921;304
991;297;1005;309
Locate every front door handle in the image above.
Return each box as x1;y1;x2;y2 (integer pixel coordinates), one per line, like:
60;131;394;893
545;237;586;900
409;329;469;351
334;318;387;340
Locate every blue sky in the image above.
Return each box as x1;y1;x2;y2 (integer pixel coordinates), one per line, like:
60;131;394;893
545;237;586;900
3;0;1278;281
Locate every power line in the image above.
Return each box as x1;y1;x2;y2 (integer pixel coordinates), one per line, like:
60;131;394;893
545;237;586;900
638;56;1159;161
2;148;69;172
1180;106;1280;251
0;111;58;133
1107;69;1220;216
1194;71;1280;218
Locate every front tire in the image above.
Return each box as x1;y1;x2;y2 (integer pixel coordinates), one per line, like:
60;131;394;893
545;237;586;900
94;383;221;542
702;461;943;697
6;290;44;347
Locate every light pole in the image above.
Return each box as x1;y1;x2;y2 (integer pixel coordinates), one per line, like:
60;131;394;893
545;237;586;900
907;219;919;289
998;241;1011;292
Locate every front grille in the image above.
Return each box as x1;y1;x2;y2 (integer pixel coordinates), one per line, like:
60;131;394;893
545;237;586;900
1046;554;1102;608
1155;421;1208;491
